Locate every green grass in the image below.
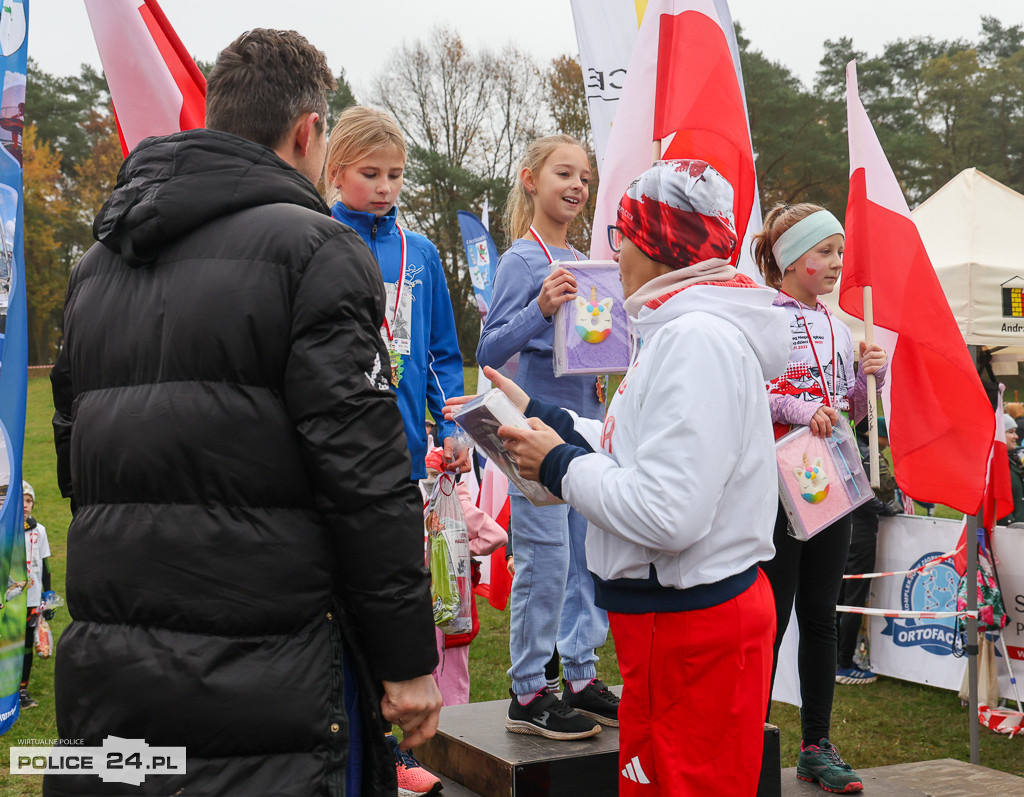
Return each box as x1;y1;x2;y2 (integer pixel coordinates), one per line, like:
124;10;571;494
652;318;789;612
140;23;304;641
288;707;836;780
1;368;1020;795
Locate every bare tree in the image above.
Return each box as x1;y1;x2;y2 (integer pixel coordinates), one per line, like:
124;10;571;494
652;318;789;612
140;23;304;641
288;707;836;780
371;28;551;358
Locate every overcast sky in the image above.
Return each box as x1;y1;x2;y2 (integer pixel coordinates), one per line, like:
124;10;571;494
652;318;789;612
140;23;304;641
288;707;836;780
29;1;1024;100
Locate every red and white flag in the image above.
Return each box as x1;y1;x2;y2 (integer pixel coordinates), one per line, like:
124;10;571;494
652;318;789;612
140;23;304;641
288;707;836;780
85;0;206;157
580;0;759;278
953;390;1013;574
841;61;992;515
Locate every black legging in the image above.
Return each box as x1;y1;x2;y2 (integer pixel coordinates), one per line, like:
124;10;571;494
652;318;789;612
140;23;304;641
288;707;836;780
836;511;878;668
22;613;37;687
762;503;852;744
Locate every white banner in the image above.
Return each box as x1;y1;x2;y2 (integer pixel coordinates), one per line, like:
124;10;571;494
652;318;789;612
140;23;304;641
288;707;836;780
871;515;1024;701
773;515;1024;707
569;0;639;168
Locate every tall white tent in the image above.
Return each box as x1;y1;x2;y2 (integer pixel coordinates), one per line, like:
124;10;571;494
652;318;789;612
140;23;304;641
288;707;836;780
913;168;1024;349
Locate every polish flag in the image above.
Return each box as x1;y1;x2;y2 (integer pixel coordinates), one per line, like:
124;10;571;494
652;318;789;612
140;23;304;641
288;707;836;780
585;0;758;276
953;392;1014;575
85;0;206;157
841;61;992;515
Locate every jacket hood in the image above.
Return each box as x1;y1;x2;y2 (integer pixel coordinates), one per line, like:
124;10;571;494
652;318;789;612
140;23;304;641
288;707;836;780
633;278;791;381
94;128;330;267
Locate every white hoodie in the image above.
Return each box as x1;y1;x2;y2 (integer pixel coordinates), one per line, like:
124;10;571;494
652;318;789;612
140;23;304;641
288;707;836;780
559;275;791;604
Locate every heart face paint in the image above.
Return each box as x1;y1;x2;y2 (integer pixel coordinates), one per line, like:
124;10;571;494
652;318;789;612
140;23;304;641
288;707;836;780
781;233;845;306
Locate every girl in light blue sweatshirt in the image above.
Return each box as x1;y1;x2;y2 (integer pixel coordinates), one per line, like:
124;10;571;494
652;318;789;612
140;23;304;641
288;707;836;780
477;134;616;740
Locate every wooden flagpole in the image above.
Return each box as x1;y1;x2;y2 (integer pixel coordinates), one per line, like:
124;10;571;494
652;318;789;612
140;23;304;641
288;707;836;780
652;140;662;163
863;286;880;488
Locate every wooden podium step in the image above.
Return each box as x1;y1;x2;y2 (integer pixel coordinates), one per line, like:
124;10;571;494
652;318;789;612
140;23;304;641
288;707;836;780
416;689;782;797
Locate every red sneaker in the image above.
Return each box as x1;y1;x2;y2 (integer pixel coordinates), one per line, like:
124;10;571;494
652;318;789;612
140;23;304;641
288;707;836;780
386;734;443;796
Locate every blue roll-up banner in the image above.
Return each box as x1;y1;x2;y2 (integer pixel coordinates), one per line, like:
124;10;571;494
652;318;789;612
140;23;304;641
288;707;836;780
456;210;498;320
0;0;29;735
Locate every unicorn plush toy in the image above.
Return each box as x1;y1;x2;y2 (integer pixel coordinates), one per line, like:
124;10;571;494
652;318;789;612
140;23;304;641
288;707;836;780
575;285;614;344
794;453;830;504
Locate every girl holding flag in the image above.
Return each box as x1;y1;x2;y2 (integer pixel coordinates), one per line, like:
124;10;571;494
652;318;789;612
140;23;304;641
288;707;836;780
754;203;887;795
477;134;618;739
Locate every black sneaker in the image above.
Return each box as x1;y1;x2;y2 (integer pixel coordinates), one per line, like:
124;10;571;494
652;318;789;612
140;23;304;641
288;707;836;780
561;678;620;727
19;688;37;709
505;688;601;740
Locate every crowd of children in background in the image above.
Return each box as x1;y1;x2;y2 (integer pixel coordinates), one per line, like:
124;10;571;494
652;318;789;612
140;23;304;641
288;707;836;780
24;99;905;797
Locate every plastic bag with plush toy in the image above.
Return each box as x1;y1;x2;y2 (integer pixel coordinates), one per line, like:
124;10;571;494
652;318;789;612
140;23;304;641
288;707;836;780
426;472;472;634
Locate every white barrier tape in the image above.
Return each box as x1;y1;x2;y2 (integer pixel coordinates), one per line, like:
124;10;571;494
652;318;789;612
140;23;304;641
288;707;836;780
841;544;963;581
836;605;977;620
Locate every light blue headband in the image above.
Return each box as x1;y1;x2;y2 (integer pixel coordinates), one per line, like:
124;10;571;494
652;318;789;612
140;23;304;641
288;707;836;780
771;210;845;272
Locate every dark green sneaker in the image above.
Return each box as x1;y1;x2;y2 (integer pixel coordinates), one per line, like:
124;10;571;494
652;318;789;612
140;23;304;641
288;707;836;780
797;738;864;793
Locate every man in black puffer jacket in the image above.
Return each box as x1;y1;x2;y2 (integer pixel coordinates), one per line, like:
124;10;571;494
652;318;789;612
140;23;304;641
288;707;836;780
48;29;440;797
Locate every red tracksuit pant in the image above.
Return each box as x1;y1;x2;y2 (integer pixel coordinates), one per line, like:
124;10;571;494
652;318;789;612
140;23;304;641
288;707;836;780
608;569;775;796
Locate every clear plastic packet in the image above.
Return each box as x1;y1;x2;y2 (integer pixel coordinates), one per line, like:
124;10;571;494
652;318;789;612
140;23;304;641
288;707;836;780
34;616;54;658
776;420;873;540
451;389;561;506
550;260;632;376
426;472;472;634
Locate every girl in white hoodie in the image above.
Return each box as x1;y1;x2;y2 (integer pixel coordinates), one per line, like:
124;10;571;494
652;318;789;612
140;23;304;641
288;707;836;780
452;160;792;797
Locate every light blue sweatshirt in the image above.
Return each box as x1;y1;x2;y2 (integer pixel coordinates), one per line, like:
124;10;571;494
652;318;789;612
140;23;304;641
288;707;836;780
477;238;603;420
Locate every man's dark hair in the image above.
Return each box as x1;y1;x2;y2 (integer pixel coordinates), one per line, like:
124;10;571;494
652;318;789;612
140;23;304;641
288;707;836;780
206;29;336;149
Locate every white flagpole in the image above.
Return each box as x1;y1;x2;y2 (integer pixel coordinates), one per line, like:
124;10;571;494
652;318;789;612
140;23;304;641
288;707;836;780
863;286;880;488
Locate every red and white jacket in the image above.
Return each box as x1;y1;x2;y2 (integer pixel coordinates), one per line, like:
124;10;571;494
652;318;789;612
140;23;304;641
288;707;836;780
767;292;887;438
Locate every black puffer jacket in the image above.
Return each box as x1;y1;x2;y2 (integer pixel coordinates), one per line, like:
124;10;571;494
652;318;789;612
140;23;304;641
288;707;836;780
48;129;437;796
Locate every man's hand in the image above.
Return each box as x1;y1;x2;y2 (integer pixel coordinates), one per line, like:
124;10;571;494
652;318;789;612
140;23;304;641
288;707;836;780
381;675;443;750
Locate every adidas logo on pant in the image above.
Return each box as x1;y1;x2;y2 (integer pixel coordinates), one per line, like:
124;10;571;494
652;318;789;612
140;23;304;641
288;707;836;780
621;755;650;784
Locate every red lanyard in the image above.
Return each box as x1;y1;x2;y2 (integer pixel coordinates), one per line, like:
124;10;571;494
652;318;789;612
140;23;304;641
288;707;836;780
529;225;581;264
380;224;407;344
783;292;837;408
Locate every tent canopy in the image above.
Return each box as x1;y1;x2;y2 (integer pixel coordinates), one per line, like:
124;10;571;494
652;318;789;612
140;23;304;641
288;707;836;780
912;168;1024;348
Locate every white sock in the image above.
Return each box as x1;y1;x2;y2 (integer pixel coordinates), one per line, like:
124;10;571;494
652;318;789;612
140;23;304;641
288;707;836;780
517;691;539;705
568;678;593;693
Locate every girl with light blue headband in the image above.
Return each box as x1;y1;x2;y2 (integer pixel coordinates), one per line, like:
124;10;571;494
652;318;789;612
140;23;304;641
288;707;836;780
753;202;888;795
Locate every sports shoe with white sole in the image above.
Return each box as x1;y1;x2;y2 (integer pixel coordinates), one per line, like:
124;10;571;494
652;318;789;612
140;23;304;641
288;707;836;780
505;687;601;740
561;678;620;726
835;665;878;685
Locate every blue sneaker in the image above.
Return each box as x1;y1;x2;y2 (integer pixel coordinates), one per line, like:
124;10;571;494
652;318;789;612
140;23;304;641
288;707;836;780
835;665;878;685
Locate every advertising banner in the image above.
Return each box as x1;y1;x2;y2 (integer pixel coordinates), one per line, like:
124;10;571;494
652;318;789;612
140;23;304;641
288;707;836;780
0;0;29;735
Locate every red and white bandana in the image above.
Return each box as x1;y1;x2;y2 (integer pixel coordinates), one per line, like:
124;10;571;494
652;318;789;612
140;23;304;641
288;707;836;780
617;159;737;269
